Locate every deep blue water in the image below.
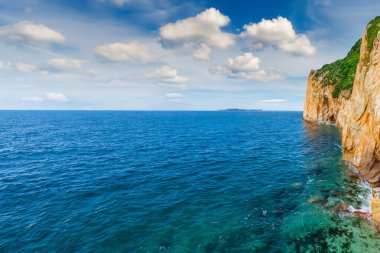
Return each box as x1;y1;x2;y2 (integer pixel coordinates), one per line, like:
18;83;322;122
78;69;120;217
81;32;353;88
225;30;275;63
1;111;380;252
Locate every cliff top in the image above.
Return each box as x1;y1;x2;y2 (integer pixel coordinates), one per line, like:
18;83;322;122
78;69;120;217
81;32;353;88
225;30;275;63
365;16;380;65
311;16;380;99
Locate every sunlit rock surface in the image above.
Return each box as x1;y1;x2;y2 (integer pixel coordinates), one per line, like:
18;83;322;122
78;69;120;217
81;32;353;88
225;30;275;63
304;17;380;224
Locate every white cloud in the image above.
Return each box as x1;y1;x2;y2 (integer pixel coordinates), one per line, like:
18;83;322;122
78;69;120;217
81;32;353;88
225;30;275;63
258;99;287;103
146;66;189;85
159;8;234;49
241;17;316;56
159;7;235;58
147;65;177;78
193;43;211;61
225;52;261;72
94;42;155;63
0;61;12;70
0;21;66;44
46;93;69;102
237;69;285;81
164;93;184;99
21;93;69;103
2;61;48;74
15;63;37;73
278;35;316;56
48;58;85;69
241;17;296;43
210;52;284;81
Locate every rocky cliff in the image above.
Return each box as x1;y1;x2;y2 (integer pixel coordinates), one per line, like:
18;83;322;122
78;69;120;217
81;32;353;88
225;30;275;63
304;17;380;224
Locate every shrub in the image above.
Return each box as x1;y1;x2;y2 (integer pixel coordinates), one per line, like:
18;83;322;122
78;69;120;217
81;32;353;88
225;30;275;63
313;39;361;98
312;16;380;99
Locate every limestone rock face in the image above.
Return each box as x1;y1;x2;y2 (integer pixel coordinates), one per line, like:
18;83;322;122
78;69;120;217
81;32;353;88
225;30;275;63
371;198;380;227
304;27;380;185
303;73;349;125
339;29;380;187
304;21;380;223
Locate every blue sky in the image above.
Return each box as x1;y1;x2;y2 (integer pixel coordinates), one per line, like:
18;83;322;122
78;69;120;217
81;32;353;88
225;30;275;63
0;0;380;110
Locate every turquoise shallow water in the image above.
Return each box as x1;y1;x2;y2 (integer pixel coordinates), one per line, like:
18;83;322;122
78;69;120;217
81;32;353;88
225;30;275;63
1;111;380;252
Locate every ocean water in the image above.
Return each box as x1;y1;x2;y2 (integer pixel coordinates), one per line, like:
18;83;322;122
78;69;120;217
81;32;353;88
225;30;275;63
1;111;380;252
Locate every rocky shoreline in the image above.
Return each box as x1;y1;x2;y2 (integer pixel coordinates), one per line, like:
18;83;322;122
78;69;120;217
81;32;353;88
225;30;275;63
303;17;380;226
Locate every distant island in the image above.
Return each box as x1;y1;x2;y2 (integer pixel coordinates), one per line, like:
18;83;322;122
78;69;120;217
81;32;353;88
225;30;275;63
218;108;263;112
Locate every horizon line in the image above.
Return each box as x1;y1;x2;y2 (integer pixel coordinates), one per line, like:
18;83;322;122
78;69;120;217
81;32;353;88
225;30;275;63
0;109;303;112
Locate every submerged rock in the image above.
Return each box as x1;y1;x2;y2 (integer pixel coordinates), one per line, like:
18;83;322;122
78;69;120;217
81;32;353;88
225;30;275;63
329;189;344;197
349;173;360;180
308;196;328;206
332;203;349;213
291;182;303;189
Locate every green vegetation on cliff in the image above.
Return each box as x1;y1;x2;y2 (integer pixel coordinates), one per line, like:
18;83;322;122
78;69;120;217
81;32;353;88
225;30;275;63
365;16;380;65
313;39;361;98
313;16;380;99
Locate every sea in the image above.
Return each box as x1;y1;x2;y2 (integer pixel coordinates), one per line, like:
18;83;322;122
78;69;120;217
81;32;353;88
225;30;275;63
1;111;380;252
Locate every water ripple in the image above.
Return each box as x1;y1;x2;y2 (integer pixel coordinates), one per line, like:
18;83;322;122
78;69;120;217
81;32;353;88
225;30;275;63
0;111;379;252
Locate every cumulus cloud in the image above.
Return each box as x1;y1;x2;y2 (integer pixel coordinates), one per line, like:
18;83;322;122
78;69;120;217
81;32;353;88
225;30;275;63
278;35;316;56
146;66;188;83
210;52;284;81
241;17;316;56
94;42;156;63
146;66;189;89
15;63;37;73
159;8;234;49
22;93;69;103
0;21;66;44
159;8;234;60
193;43;212;61
48;58;85;69
241;17;296;43
225;52;261;71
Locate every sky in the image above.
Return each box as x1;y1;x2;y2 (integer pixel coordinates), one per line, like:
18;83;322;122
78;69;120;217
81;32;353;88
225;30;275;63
0;0;380;110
